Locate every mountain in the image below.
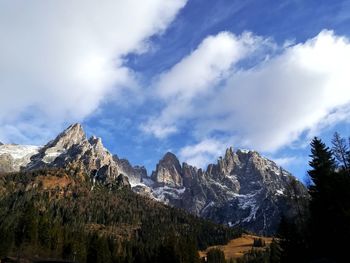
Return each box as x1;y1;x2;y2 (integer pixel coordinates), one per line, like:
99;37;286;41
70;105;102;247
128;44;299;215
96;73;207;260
25;123;131;189
0;123;309;235
138;148;308;234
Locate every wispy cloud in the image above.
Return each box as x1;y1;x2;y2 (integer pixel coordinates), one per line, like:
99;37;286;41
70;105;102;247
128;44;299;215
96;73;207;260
270;156;302;167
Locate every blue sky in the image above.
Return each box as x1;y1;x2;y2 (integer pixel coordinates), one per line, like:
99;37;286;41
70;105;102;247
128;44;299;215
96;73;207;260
1;0;350;182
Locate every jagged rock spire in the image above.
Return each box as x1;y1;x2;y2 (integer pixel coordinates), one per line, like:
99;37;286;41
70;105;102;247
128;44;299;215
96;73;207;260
45;123;86;149
224;147;234;159
151;152;183;188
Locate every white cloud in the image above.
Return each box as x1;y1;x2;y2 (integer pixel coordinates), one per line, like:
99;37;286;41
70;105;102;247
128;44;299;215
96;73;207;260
141;31;270;138
179;139;227;168
140;122;178;139
144;30;350;163
155;31;264;100
205;30;350;151
270;156;301;167
0;0;186;143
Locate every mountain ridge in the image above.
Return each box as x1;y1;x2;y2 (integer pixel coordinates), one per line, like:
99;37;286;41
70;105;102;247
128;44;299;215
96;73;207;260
0;123;309;234
141;148;308;234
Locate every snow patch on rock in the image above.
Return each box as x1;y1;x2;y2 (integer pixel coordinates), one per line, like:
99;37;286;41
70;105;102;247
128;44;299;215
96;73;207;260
0;144;40;170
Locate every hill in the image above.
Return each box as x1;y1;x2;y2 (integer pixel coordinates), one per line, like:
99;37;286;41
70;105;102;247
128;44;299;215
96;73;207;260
0;168;240;262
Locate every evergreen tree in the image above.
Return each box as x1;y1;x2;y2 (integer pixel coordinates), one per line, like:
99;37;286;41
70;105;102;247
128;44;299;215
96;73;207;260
277;216;309;263
308;137;336;192
269;239;281;263
252;238;265;247
307;137;336;260
206;248;226;263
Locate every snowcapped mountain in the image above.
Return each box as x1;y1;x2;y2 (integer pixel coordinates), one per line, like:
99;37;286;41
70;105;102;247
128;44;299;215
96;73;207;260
0;123;309;234
134;148;308;234
0;144;40;173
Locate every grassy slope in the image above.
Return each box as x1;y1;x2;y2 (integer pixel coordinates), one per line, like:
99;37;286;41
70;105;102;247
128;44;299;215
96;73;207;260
199;234;273;260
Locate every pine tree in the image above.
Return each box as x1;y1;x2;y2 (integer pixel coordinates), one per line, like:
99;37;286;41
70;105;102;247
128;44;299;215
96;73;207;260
206;248;226;263
269;238;281;263
252;238;265;247
308;137;336;199
277;216;307;263
308;137;336;261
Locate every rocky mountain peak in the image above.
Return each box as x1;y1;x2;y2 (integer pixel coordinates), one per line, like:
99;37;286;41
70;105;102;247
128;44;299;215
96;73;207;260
46;123;86;150
151;152;183;188
160;152;179;163
25;123;86;166
88;136;107;154
59;123;85;141
236;149;258;159
224;147;234;160
217;147;241;175
24;124;130;188
0;141;3;146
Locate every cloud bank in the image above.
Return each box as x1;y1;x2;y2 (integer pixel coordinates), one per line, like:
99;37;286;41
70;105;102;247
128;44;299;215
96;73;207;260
143;30;350;167
0;0;186;143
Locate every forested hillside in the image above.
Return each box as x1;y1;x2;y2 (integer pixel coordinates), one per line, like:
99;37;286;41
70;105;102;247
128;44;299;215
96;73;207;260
0;168;240;262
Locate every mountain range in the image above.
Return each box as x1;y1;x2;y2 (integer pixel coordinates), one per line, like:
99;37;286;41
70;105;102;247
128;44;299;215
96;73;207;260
0;123;309;234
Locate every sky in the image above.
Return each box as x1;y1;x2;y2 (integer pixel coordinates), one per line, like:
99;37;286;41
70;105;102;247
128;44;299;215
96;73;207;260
1;0;350;182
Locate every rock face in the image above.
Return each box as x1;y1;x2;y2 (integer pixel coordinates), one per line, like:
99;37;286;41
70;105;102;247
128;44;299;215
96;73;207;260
141;147;309;235
113;155;147;186
151;152;183;188
0;154;14;173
